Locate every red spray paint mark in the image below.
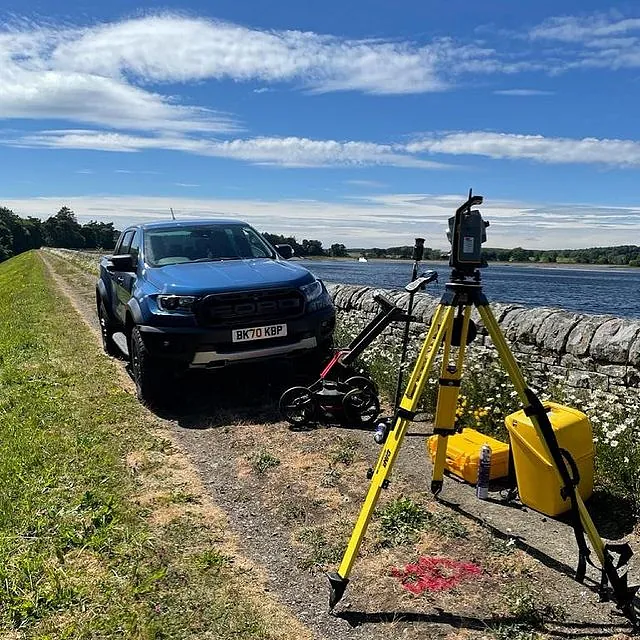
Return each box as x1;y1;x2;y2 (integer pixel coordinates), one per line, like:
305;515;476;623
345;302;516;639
390;556;482;594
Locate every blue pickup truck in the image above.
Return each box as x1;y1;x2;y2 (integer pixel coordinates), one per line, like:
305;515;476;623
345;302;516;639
96;219;336;404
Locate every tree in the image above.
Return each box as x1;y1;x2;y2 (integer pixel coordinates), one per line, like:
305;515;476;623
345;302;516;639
330;243;348;257
301;239;326;256
43;207;85;248
0;222;13;261
509;247;529;263
80;221;118;249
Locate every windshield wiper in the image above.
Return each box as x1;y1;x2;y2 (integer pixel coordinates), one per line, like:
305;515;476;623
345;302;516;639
191;256;243;262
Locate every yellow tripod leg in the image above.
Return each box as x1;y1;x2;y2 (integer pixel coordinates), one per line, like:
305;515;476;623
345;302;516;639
327;304;454;609
431;305;473;494
477;305;606;564
478;304;640;615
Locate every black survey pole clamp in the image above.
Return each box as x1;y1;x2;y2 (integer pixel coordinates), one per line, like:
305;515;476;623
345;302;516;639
413;236;425;263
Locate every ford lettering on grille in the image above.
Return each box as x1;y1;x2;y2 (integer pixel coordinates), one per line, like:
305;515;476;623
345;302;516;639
197;289;303;326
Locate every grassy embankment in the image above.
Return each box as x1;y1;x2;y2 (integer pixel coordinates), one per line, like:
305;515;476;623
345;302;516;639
0;251;300;639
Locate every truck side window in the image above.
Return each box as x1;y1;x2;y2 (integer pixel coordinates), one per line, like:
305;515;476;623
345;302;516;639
240;228;270;258
115;230;134;255
128;231;141;260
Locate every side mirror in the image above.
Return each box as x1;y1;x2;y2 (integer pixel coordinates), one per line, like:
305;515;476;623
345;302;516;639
275;244;294;260
107;254;137;272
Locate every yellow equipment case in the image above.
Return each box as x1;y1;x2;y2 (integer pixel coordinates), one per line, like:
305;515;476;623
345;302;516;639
505;401;594;517
427;428;510;485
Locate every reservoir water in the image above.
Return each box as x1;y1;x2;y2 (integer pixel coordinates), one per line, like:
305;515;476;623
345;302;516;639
300;259;640;319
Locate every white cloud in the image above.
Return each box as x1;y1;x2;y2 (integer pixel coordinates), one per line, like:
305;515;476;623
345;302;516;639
529;14;640;42
407;131;640;166
46;15;459;94
493;89;554;96
344;180;388;188
0;66;236;133
0;12;516;114
7;130;451;169
527;12;640;71
5;193;640;250
0;13;529;144
11;127;640;169
0;21;240;133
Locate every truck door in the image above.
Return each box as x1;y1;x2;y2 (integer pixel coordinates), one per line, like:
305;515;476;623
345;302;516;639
108;229;134;323
114;230;141;323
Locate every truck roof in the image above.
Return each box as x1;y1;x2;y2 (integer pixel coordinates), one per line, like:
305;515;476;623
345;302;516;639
138;218;249;231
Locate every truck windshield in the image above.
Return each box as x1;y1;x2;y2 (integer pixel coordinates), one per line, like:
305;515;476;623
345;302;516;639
144;224;276;267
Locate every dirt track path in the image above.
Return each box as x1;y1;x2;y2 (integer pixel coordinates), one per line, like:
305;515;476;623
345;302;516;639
41;250;639;640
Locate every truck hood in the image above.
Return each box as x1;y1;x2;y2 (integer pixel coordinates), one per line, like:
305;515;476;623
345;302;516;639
142;258;316;295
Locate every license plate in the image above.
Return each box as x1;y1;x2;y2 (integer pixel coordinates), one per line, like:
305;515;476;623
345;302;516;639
232;324;287;343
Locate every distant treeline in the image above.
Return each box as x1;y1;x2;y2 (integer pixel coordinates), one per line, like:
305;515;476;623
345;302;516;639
482;246;640;266
261;233;349;257
357;245;640;266
0;206;118;262
2;206;640;267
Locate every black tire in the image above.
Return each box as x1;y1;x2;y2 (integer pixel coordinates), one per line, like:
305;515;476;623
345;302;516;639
130;326;168;406
344;375;377;395
98;300;120;358
342;387;380;427
279;386;318;427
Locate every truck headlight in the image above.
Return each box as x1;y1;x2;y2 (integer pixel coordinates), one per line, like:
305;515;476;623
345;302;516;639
300;280;323;302
157;295;196;312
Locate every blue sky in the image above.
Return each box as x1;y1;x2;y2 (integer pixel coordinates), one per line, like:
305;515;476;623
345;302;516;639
2;0;640;249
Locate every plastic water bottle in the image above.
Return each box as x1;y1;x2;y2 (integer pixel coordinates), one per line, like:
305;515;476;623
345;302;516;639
373;420;389;444
476;444;492;500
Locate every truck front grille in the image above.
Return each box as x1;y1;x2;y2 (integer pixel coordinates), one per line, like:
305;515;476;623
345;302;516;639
195;288;304;326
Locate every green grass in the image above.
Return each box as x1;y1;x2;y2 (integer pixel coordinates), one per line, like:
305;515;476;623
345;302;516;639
249;450;281;474
328;436;358;465
376;496;468;547
294;527;344;570
0;251;277;639
377;497;429;546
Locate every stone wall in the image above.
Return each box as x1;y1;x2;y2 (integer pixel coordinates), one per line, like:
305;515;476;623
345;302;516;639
325;283;640;396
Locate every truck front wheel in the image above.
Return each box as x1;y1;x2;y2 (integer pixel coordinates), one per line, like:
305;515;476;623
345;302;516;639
98;300;120;358
130;326;168;406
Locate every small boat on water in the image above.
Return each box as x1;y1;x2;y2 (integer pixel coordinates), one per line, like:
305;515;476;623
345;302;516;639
358;256;368;263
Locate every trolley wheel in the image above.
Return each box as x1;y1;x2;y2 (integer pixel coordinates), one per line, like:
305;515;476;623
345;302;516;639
344;375;377;395
279;386;318;427
342;387;380;427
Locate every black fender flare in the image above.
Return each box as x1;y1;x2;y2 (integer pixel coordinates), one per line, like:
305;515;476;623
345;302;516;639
96;279;113;320
126;297;145;327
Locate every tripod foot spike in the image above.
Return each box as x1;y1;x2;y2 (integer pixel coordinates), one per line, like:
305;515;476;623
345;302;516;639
327;572;349;611
431;479;443;496
620;585;639;627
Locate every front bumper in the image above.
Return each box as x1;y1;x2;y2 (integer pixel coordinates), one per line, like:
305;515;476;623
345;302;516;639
191;336;318;366
137;306;335;368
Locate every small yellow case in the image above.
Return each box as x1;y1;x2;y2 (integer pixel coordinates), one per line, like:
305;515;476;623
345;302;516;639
505;401;594;517
427;428;510;485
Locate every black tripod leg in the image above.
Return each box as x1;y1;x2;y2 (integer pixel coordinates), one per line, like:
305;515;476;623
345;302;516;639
477;304;639;622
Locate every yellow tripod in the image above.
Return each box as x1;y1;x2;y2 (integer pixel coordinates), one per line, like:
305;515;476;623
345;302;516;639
327;273;638;624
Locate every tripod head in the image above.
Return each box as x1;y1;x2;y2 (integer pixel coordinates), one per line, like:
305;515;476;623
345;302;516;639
446;189;489;281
